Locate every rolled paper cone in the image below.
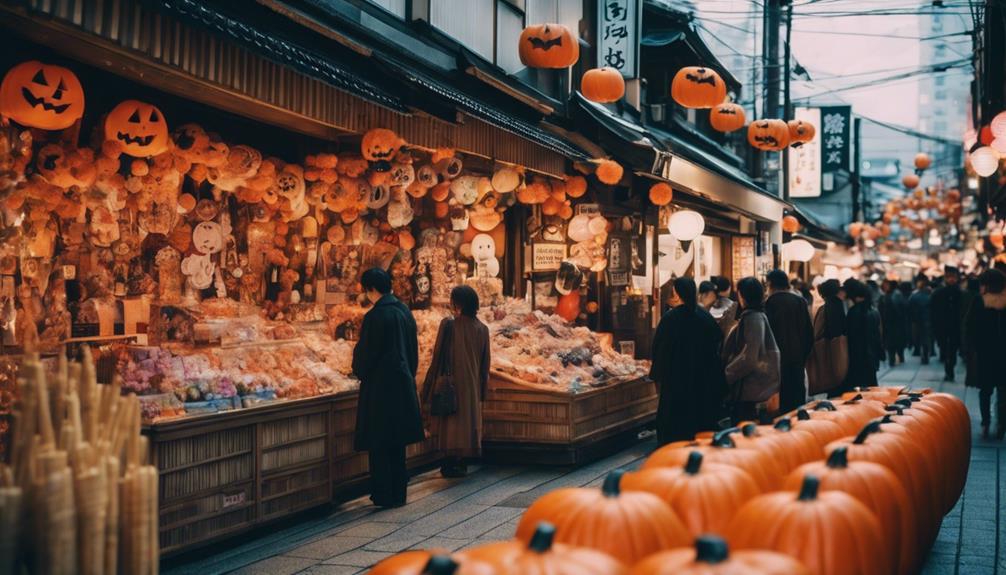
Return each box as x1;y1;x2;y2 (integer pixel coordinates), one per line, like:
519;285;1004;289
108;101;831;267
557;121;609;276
0;486;22;575
104;457;119;575
145;466;158;574
31;363;55;447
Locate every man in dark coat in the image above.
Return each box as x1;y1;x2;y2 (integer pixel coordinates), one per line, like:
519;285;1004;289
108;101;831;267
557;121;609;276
879;280;909;365
966;269;1006;439
650;277;727;444
352;268;424;508
930;266;963;381
764;270;814;412
909;275;933;363
843;279;883;391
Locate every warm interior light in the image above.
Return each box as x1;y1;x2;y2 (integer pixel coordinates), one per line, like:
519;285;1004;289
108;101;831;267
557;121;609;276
971;146;1000;177
992;112;1006;139
667;210;705;242
783;239;815;262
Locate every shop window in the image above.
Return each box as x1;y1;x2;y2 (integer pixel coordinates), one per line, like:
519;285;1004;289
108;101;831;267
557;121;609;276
496;1;525;73
431;0;495;61
368;0;406;18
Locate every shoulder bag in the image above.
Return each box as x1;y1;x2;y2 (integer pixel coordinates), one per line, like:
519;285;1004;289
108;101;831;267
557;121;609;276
430;319;458;416
806;308;848;395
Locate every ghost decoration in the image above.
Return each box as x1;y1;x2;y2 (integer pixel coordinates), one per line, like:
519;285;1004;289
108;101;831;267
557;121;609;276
471;233;500;278
450;175;480;206
182;220;228;296
387;196;414;228
389;162;415;189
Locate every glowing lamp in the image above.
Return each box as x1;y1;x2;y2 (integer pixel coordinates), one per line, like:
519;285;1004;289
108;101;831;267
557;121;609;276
971;146;1000;177
668;210;705;251
784;239;815;262
993;112;1006;139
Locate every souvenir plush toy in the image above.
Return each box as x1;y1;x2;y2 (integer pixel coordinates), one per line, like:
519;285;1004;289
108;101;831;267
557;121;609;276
88;205;121;247
470;233;500;278
1;60;85;130
208;144;262;193
35;143;96;189
104;100;171;157
336;153;368;178
360;128;404;170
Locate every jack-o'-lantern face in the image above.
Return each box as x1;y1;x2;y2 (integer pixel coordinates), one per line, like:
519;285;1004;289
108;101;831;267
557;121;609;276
519;24;579;69
192;221;224;255
670;67;727;109
0;61;85;130
104;100;170;157
361;128;403;163
709;102;746;133
747;119;790;151
272;166;305;200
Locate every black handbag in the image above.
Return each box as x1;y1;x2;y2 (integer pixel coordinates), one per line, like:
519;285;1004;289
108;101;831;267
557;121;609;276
430;320;458;416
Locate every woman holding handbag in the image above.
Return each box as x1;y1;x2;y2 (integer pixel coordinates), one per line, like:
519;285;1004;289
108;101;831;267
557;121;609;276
423;285;490;477
722;277;781;423
807;279;848;398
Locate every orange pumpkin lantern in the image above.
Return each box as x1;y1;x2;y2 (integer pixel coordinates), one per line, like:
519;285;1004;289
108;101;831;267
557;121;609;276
848;222;864;238
914;152;932;171
631;535;811;575
104;100;170;157
594;159;623;185
782;215;800;233
670;67;727;109
649;182;673;206
747;119;790;151
902;173;920;189
709;102;746;133
565;175;588;198
581;67;625;103
1;61;85;130
787;119;815;147
519;24;579;69
361;128;404;163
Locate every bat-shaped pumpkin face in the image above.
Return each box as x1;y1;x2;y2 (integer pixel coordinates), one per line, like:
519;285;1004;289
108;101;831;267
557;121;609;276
747;119;790;151
0;60;85;130
104;100;170;157
519;23;579;69
710;102;746;133
670;66;727;109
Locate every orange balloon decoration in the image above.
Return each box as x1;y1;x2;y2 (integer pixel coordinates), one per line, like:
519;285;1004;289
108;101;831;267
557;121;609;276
519;24;579;69
709;102;746;133
788;120;816;147
747;120;790;151
902;174;920;189
914;153;932;171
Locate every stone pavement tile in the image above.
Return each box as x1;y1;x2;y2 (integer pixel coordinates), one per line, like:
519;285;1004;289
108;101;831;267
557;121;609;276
439;506;524;539
959;528;997;549
334;522;402;539
407;537;471;551
462;468;565;506
284;536;372;560
391;503;489;537
296;566;364;575
364;531;429;553
369;468;521;523
228;555;317;575
479;517;521;540
456;537;507;551
322;549;393;567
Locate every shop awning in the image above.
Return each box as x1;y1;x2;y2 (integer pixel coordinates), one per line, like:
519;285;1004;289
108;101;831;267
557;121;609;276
790;206;853;246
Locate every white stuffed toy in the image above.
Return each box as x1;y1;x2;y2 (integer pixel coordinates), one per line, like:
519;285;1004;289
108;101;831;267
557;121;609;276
470;233;499;278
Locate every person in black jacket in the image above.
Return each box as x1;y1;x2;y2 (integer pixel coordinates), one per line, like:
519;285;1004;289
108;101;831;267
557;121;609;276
909;275;934;363
967;269;1006;439
879;280;909;366
764;270;814;412
352;268;424;508
842;279;883;391
650;277;727;444
930;266;963;381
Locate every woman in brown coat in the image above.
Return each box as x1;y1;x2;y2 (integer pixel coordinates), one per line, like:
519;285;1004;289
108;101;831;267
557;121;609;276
423;285;490;477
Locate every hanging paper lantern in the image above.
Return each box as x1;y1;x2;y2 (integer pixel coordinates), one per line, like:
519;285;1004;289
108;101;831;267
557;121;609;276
581;67;625;103
914;152;932;171
992;112;1006;139
709;102;746;133
518;23;579;69
649;182;673;206
991;138;1006;154
104;100;170;157
980;125;994;145
0;60;85;130
668;210;705;243
782;215;800;233
787;120;816;148
565;175;588;198
670;67;727;109
849;222;864;238
971;146;1001;177
747;120;790;151
901;173;920;189
783;239;815;262
594;159;623;185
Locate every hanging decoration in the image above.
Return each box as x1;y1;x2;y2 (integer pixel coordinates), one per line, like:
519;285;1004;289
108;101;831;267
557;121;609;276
848;222;864;239
787;120;815;148
518;23;579;69
0;60;85;130
104;100;170;157
581;67;625;103
565;175;588;198
901;174;920;189
747;120;790;151
648;182;673;206
593;159;624;185
709;102;746;133
782;215;800;234
970;146;1000;177
670;67;726;109
914;153;932;171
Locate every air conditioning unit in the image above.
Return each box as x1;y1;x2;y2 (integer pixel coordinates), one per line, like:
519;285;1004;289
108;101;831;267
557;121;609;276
648;103;665;124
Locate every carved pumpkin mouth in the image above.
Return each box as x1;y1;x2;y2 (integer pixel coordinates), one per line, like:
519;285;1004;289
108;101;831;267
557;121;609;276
528;35;563;50
755;136;779;146
117;131;156;146
21;87;70;113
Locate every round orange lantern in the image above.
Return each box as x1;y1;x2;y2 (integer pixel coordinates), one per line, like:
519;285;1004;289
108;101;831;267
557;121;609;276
709;102;746;133
0;61;85;130
594;159;623;185
782;215;800;233
670;67;726;109
581;67;625;103
788;120;815;147
902;174;920;189
914;153;932;171
649;182;673;206
519;24;579;69
747;119;790;151
849;222;864;239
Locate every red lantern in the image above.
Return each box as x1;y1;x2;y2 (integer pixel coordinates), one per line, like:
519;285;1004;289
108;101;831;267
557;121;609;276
980;125;994;145
782;215;800;234
556;291;581;322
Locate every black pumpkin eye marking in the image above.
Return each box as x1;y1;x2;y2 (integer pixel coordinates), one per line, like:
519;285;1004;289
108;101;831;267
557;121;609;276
685;74;717;86
52;79;66;100
718;108;737;115
149;110;160;122
528;36;563;50
128;110;142;123
32;70;47;86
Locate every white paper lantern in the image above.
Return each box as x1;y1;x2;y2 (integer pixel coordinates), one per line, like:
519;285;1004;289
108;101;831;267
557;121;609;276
783;239;815;262
971;146;1001;177
992;138;1006;154
668;210;705;242
992;112;1006;139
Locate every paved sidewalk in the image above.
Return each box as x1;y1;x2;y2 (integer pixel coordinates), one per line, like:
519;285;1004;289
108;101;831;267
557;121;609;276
163;356;996;575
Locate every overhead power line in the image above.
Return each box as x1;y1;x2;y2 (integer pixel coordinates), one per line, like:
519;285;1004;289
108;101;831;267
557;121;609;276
792;59;972;100
856;114;963;145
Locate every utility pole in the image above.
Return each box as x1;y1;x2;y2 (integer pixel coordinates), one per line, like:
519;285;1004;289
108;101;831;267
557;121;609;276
851;117;863;223
782;1;793;202
763;0;782;196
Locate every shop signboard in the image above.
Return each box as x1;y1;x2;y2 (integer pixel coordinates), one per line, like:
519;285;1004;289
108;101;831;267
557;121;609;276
597;0;641;78
789;107;822;198
531;243;567;271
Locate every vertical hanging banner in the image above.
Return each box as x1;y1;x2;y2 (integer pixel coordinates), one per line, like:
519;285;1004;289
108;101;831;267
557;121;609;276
788;107;822;198
819;105;852;190
598;0;641;78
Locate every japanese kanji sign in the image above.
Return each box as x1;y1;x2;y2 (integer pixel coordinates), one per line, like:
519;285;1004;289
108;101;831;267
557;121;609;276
598;0;640;78
789;107;822;198
818;105;851;174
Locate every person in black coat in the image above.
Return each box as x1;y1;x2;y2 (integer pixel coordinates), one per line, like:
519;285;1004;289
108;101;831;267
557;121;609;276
930;266;963;381
764;270;814;412
909;275;934;363
966;269;1006;439
650;277;727;444
842;279;884;391
879;280;909;365
352;268;425;508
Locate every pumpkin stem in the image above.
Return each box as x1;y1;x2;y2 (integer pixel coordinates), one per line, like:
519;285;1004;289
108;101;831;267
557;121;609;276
843;393;864;404
853;419;883;444
694;535;729;564
796;409;811;421
884;404;905;415
602;469;625;497
798;475;821;501
684;451;704;475
528;522;556;553
741;423;759;437
423;555;458;575
712;428;738;448
827;446;849;469
814;400;837;412
773;418;793;432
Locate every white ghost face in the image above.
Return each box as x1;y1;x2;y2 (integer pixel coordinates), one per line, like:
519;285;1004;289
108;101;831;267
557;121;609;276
415;275;430;294
471;233;496;262
192;221;224;255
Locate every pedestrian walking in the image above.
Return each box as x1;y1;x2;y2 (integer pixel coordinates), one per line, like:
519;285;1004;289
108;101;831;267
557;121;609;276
352;268;425;508
422;285;491;477
650;277;728;444
807;279;848;397
722;277;781;423
709;276;738;340
966;269;1006;440
699;280;718;311
879;279;909;365
909;275;934;363
962;275;981;390
764;270;814;412
931;266;964;381
842;279;883;391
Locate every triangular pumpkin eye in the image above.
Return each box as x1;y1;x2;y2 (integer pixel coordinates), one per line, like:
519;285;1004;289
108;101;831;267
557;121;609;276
128;110;141;123
32;69;47;86
149;110;160;122
56;79;67;91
